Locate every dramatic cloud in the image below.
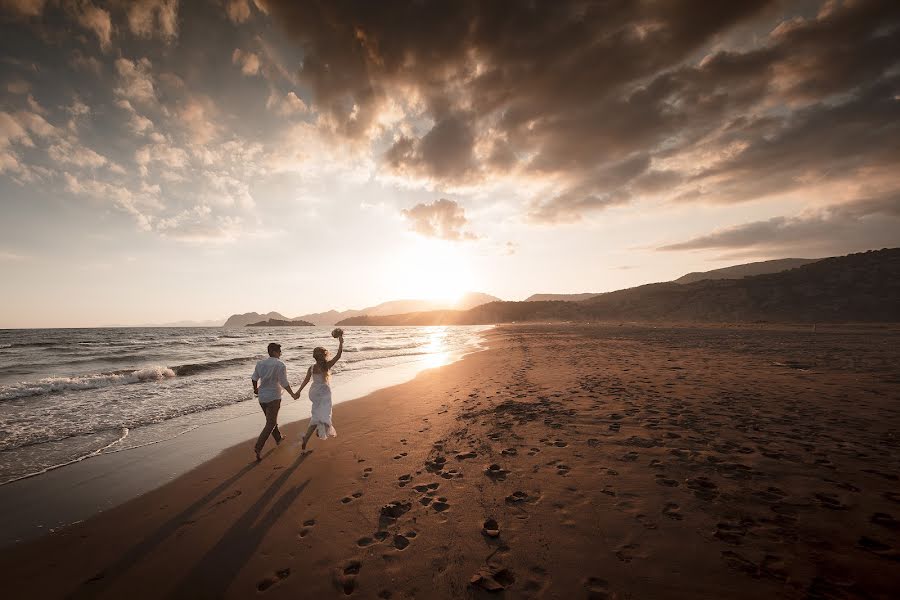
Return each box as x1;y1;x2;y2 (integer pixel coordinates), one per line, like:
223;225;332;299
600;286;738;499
266;90;308;115
1;0;46;17
258;0;900;227
231;48;260;76
126;0;179;41
224;0;251;24
2;0;898;259
658;193;900;255
114;57;157;105
71;2;113;51
402;198;476;241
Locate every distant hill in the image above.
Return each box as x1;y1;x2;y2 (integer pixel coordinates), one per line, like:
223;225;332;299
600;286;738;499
223;312;290;328
525;293;601;302
135;319;225;327
246;319;314;327
338;249;900;325
295;292;501;325
674;258;821;284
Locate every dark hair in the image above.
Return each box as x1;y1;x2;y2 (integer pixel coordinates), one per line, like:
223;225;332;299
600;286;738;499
267;342;281;356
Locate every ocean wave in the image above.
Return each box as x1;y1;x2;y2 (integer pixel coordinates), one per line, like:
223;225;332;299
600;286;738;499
0;367;176;401
170;356;257;376
353;343;424;352
1;341;57;349
342;349;430;364
0;427;130;486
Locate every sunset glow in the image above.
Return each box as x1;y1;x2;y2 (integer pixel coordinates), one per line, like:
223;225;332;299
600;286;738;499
0;1;898;327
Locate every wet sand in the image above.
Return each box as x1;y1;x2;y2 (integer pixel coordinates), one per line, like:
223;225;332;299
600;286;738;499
1;324;898;599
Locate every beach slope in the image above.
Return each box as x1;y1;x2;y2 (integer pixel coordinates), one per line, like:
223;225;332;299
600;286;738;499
1;324;899;599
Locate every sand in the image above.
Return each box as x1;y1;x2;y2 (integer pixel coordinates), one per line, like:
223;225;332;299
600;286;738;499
1;324;898;599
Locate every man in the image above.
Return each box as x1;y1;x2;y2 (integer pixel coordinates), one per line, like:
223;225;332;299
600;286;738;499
251;342;296;461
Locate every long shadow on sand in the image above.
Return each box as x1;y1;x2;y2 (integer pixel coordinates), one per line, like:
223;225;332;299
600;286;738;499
68;449;280;599
168;452;311;599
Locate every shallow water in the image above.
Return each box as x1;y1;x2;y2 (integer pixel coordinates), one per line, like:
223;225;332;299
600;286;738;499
0;325;488;484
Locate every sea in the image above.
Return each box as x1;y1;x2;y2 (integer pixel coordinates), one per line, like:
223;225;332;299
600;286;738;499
0;326;489;486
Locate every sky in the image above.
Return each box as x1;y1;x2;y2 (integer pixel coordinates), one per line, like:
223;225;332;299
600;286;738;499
0;0;898;327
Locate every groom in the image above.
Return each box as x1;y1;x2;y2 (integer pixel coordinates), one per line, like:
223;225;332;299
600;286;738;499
251;342;296;461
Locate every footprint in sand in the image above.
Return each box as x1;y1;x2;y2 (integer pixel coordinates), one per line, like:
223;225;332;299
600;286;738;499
373;531;390;542
433;497;451;512
257;568;290;592
714;521;750;545
344;561;361;575
298;519;317;538
380;501;412;521
341;492;364;504
393;452;408;460
392;534;411;550
655;474;679;487
814;492;849;510
337;561;361;595
455;451;477;460
397;474;413;487
662;502;683;520
615;543;640;563
857;536;900;560
484;464;510;481
871;512;899;530
501;448;518;456
482;518;500;538
505;490;539;505
635;514;658;530
584;576;613;599
686;477;719;500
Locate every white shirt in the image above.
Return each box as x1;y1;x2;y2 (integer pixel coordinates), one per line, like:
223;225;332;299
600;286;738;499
252;357;289;403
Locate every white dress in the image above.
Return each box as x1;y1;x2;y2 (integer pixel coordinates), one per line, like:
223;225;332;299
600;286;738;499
308;366;337;440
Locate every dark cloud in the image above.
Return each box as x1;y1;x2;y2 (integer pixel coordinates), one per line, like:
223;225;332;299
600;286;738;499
260;0;900;226
386;113;476;181
402;198;476;241
658;193;900;255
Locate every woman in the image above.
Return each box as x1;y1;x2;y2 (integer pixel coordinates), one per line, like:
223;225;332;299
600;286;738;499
293;332;343;450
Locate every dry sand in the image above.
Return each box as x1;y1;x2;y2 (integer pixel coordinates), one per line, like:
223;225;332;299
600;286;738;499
1;324;899;599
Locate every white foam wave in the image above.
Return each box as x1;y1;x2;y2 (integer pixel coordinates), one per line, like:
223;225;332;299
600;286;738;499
0;427;130;486
0;366;176;401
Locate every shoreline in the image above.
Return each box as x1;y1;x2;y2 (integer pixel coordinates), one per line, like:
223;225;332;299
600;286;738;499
0;340;484;547
1;323;898;599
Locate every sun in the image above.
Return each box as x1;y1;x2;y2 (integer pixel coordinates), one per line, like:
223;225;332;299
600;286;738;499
384;238;472;305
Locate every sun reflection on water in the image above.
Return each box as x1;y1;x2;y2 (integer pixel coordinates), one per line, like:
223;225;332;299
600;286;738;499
422;326;452;369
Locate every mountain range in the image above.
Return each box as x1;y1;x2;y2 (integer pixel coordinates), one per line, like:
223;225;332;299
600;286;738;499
215;253;881;327
222;292;501;327
336;248;900;325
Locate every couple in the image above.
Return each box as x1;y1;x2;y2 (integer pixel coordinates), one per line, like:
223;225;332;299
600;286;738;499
251;331;344;461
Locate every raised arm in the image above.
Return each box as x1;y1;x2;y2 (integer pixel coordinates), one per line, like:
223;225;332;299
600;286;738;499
326;335;344;370
292;366;312;400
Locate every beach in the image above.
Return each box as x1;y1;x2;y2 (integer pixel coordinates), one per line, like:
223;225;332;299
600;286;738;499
1;324;899;599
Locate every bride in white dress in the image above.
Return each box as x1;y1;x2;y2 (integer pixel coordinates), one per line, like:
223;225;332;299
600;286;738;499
293;332;343;450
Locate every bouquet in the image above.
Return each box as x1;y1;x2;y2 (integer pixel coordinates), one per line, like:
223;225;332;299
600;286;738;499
331;328;344;339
